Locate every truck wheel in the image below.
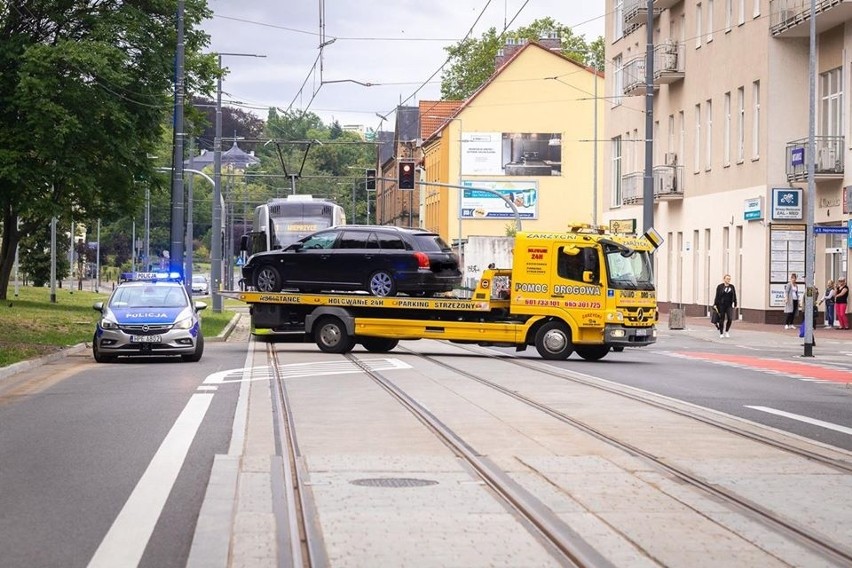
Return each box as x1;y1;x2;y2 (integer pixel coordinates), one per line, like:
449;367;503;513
574;345;609;361
255;264;283;292
360;338;399;352
369;271;397;297
534;321;573;360
315;317;355;354
92;333;114;363
182;334;204;362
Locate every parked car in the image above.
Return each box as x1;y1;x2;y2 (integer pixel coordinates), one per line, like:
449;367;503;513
241;225;462;296
92;272;206;362
191;274;209;295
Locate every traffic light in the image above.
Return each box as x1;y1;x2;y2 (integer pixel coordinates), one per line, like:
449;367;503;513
365;168;377;191
398;161;416;190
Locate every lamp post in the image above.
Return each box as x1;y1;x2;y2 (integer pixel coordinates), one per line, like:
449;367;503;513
212;52;265;312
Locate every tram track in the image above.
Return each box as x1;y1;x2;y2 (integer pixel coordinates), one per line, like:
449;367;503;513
267;341;329;568
396;344;852;567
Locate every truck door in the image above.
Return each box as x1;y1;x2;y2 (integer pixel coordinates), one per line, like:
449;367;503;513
554;245;606;326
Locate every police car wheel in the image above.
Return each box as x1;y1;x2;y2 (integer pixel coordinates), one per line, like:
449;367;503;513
535;321;573;360
182;334;204;362
255;264;283;293
315;317;355;354
575;345;610;361
92;334;115;363
360;338;399;352
368;271;397;297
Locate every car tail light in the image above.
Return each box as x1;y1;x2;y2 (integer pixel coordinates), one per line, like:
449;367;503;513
414;251;430;269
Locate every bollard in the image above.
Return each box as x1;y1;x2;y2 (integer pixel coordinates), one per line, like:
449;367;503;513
668;307;685;330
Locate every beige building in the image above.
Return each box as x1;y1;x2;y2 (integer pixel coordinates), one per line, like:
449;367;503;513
604;0;851;323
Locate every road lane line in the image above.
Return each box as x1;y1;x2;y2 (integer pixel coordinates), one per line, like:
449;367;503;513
87;393;214;568
746;406;852;436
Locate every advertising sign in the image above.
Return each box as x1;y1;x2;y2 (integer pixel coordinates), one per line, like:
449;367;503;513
462;132;562;177
790;146;805;167
460;180;538;219
743;196;764;221
771;188;803;220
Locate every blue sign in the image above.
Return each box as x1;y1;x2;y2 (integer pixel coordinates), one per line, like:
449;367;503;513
791;147;805;166
848;223;852;248
814;226;848;234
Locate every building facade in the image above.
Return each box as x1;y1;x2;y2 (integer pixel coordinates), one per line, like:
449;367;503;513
604;0;852;323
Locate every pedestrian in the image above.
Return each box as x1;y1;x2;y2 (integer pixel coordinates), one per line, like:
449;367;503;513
783;273;799;329
713;274;737;338
817;279;835;328
835;277;849;330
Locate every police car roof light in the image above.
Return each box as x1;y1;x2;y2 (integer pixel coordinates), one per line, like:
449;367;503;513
120;271;184;283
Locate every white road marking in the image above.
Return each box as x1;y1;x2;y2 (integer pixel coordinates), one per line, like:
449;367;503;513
87;393;214;568
746;405;852;436
196;385;218;391
203;358;412;384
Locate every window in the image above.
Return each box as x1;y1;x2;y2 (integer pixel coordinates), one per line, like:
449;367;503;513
752;0;760;18
725;0;732;31
339;231;369;249
724;92;731;166
706;99;713;170
678;110;685;163
707;0;714;42
695;103;702;172
752;80;760;159
377;233;406;250
612;136;622;207
300;231;338;250
614;0;624;40
737;0;745;25
557;247;592;282
820;67;843;137
696;3;703;48
668;114;675;155
737;86;745;162
613;55;623;107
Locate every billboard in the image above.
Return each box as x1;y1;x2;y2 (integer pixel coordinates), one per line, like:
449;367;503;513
460;180;538;219
462;132;562;176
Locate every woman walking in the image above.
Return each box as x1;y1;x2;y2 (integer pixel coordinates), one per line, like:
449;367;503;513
713;274;738;338
784;273;799;329
817;279;835;328
836;278;849;330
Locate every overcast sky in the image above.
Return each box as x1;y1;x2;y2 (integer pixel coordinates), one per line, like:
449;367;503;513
202;1;605;131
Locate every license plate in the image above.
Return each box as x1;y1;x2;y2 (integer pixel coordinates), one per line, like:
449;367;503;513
635;328;648;336
131;335;162;343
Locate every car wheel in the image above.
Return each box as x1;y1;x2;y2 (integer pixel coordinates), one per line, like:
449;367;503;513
368;271;397;297
314;316;355;354
534;321;573;360
574;345;610;361
360;338;399;352
92;333;114;363
255;264;283;292
182;333;204;362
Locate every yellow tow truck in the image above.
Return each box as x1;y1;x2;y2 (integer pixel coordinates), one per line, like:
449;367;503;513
225;226;662;361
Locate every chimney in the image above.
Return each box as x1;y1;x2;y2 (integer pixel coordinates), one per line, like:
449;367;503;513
538;32;561;52
495;38;526;69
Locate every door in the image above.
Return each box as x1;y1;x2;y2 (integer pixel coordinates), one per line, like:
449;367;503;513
284;230;339;288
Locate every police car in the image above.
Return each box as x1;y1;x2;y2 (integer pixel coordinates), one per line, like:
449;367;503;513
92;272;206;363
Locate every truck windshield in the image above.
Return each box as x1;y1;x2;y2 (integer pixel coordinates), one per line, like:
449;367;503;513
605;247;654;291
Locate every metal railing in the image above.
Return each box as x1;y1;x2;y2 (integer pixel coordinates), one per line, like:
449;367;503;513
785;136;845;180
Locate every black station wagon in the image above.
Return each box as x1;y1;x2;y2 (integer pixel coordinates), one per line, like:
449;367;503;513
241;226;462;296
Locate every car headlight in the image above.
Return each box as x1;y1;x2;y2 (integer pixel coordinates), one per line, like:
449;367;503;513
173;316;194;330
100;318;119;330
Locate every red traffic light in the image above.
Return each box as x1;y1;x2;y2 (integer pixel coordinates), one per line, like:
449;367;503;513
398;161;416;190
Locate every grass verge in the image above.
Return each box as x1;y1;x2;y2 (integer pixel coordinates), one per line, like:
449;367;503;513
0;285;239;368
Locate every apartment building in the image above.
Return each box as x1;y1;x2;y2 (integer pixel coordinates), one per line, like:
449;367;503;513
604;0;851;323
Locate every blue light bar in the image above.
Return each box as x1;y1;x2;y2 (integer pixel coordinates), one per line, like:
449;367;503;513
120;271;183;283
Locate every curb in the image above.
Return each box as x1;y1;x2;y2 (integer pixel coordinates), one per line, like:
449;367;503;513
0;312;242;381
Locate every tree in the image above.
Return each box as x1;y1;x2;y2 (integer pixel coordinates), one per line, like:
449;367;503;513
0;1;217;300
441;18;604;100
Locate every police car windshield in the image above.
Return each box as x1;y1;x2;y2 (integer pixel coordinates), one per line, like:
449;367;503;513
109;284;189;309
605;248;654;291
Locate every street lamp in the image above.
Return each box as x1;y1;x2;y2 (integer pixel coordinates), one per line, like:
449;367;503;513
212;52;266;312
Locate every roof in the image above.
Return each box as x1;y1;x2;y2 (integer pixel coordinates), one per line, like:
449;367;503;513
424;41;602;144
395;106;420;143
185;142;261;170
419;100;463;140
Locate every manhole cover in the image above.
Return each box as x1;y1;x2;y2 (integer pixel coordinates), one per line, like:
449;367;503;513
350;477;438;488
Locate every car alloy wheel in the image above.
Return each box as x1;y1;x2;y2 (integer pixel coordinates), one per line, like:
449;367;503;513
255;264;283;292
369;270;397;297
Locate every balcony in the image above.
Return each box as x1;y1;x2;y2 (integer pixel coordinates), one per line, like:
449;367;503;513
785;136;845;181
623;42;684;95
621;165;685;204
623;0;662;32
770;0;852;37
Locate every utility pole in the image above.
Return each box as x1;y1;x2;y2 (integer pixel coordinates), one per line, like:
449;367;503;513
804;0;817;356
169;0;186;275
642;0;655;232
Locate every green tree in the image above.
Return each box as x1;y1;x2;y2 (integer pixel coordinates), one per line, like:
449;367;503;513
18;223;70;288
0;1;217;300
441;17;604;100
